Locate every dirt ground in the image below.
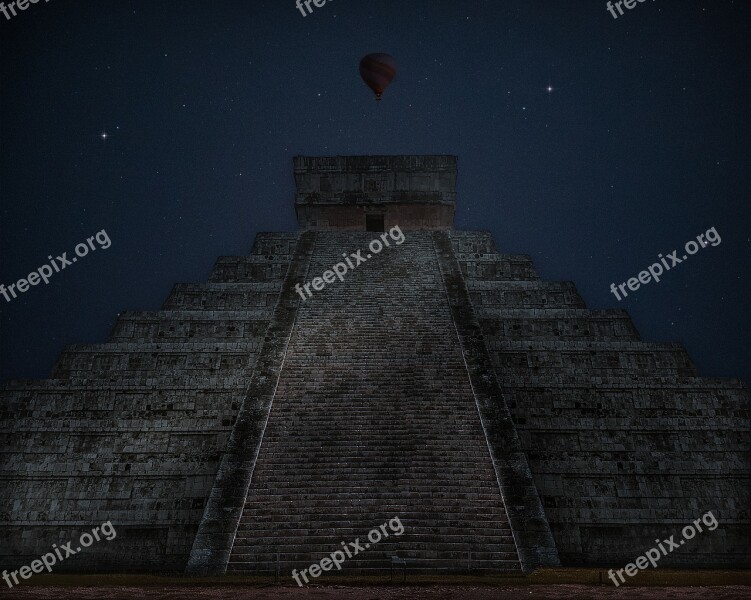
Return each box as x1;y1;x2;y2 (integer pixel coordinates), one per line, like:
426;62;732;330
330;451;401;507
4;586;751;600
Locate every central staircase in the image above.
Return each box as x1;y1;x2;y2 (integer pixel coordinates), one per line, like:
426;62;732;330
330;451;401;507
226;232;522;574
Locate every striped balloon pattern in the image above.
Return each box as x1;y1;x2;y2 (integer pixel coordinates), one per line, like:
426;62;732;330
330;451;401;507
359;53;397;101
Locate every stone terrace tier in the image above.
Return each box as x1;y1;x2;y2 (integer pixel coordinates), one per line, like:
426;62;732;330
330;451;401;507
0;232;299;572
452;230;750;567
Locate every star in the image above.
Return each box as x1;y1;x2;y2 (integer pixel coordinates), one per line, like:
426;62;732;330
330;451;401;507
100;132;108;140
547;85;554;93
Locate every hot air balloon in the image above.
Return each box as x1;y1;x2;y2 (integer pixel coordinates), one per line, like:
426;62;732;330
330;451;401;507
359;53;397;102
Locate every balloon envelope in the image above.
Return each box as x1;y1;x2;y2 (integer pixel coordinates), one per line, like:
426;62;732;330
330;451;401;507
359;53;397;101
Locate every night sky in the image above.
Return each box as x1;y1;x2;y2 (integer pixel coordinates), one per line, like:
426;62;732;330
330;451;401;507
0;1;748;386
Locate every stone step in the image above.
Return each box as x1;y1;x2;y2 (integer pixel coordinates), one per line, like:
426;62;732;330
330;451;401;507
245;482;507;493
0;375;255;392
232;541;516;553
229;549;519;561
249;232;299;259
450;230;497;255
110;309;271;342
51;341;259;379
455;255;540;281
238;509;512;520
236;516;511;527
469;281;586;308
227;557;522;574
250;452;505;462
478;308;640;340
488;339;696;376
163;282;280;310
255;442;501;451
208;256;291;283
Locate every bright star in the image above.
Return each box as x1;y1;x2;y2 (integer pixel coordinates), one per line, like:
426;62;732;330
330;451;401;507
100;132;108;140
547;85;554;93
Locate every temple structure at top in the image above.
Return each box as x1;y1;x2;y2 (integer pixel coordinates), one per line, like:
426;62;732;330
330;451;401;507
294;155;456;230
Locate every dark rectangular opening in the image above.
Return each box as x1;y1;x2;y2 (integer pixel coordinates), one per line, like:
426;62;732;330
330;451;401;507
366;214;385;232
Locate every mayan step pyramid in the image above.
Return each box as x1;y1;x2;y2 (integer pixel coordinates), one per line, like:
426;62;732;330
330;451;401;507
1;155;748;576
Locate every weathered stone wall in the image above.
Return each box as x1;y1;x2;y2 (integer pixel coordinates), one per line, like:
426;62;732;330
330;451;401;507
294;155;457;230
451;229;750;567
0;232;297;572
293;155;457;206
295;203;455;231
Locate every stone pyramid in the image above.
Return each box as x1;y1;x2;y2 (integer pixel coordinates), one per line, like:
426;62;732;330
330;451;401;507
1;156;748;576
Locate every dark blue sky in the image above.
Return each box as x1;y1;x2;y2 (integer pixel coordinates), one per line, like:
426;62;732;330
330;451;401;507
1;0;748;385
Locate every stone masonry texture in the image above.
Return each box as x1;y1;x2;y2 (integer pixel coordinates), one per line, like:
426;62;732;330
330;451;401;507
0;155;748;575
